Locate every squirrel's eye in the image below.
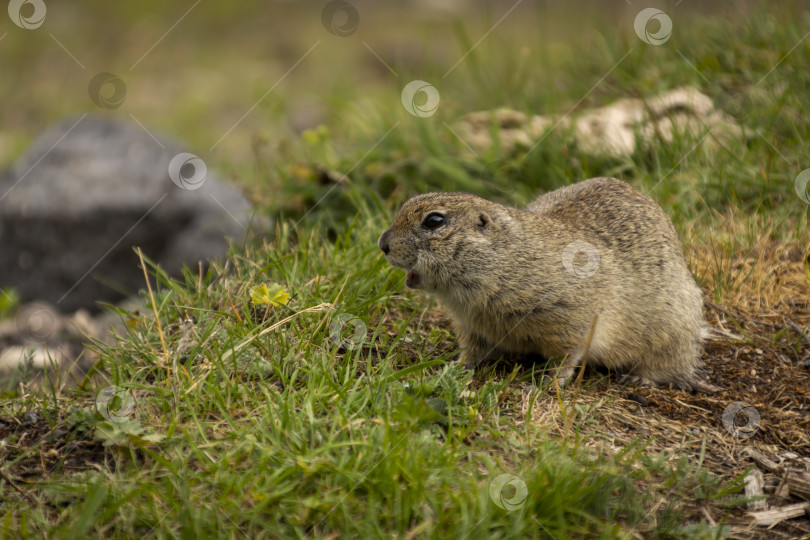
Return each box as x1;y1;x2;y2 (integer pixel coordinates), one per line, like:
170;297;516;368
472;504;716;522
422;213;445;229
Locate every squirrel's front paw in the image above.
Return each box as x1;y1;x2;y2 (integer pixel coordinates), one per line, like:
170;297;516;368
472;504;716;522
458;352;480;371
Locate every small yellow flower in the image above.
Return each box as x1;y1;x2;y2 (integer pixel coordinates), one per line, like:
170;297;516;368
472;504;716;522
250;283;290;307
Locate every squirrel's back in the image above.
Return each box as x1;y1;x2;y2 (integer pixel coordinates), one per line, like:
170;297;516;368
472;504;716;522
525;177;689;277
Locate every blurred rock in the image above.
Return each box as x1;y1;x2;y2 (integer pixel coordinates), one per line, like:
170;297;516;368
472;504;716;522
0;345;69;379
0;298;143;390
0;340;87;392
454;87;748;157
0;115;265;312
456;108;552;154
13;301;64;344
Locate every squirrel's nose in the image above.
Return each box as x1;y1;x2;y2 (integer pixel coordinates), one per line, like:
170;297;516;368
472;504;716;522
378;232;390;254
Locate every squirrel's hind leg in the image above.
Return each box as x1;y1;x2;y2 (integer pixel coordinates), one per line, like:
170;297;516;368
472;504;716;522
553;351;585;387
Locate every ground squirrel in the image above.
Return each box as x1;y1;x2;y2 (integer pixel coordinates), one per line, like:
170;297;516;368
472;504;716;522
378;177;706;390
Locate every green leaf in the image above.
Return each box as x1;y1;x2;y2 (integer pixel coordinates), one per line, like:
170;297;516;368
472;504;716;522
92;419;164;448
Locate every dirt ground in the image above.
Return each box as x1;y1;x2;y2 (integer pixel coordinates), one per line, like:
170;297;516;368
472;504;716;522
522;320;810;539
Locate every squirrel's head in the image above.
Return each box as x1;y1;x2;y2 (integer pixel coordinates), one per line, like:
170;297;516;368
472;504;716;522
378;192;513;294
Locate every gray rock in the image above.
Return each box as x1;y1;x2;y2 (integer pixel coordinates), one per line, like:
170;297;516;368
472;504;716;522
0;116;262;311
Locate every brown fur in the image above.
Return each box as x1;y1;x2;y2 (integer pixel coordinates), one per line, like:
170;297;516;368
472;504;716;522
378;177;705;389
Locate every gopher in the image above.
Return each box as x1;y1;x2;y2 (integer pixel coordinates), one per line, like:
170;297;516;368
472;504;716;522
378;177;707;390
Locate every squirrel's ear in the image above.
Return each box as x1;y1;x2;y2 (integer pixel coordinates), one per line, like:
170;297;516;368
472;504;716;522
477;213;490;231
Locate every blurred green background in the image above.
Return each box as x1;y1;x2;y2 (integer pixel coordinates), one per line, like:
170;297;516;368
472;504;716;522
3;1;806;206
2;0;809;241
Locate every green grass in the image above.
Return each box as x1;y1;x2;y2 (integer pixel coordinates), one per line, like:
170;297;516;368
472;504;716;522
1;218;744;537
2;0;809;537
